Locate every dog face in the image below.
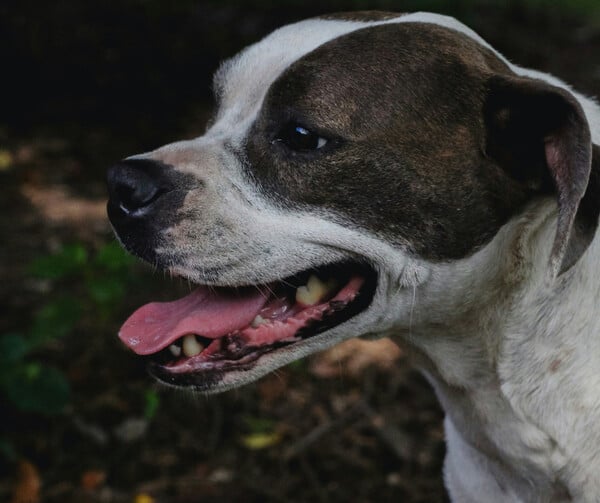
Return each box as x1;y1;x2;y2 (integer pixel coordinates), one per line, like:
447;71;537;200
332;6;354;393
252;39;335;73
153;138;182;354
107;13;596;392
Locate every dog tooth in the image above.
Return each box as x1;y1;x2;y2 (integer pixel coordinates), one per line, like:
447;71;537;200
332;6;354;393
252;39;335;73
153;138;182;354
169;344;182;357
251;315;267;328
296;274;337;306
182;334;203;357
295;285;314;306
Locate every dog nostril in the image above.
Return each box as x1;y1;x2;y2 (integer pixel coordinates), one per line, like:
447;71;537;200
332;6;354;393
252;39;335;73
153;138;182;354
115;176;164;213
107;159;174;215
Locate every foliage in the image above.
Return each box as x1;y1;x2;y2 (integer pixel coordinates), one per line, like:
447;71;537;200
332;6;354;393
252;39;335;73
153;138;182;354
0;360;70;416
0;242;136;424
143;389;161;420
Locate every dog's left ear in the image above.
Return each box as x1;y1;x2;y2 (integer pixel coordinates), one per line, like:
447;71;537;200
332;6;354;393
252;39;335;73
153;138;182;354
483;74;599;277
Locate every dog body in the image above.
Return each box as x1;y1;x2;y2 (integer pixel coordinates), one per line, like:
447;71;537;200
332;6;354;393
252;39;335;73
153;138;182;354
107;12;600;501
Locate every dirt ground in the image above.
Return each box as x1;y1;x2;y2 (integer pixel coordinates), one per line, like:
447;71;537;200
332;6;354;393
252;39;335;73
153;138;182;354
2;3;600;503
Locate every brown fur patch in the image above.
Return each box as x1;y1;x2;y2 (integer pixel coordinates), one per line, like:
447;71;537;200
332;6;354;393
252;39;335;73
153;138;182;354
244;22;597;263
245;23;530;259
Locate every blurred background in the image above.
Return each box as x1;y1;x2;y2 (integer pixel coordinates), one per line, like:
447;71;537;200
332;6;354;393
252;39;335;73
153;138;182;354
1;1;599;502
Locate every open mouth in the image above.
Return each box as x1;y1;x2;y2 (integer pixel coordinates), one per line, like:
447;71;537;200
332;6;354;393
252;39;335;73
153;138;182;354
118;261;377;388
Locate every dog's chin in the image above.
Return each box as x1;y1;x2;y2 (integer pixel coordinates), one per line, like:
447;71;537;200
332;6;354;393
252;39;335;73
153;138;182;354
120;259;378;393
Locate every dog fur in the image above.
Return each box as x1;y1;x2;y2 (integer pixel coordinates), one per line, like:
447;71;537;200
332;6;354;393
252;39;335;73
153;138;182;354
107;12;600;502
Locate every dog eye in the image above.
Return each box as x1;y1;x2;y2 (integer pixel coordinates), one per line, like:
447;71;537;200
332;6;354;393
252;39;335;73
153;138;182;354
274;124;328;151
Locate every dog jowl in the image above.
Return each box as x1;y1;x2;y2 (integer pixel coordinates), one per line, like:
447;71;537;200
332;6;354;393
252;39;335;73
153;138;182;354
107;12;600;502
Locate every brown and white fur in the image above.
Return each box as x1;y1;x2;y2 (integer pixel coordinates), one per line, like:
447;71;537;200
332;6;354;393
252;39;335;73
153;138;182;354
107;12;600;502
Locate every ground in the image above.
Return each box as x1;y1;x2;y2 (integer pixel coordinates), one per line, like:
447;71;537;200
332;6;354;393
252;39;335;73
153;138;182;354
1;3;599;502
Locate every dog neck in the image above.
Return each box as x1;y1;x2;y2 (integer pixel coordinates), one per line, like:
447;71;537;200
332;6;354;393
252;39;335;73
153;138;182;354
396;146;600;501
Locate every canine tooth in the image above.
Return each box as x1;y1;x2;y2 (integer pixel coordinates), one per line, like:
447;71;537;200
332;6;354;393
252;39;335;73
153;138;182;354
169;344;182;357
296;275;337;306
182;334;203;357
251;315;267;328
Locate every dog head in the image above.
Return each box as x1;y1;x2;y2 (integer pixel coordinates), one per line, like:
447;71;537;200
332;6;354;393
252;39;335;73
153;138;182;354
107;12;598;392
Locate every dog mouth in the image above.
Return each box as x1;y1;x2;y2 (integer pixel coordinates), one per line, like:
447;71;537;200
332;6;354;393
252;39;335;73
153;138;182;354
118;261;377;389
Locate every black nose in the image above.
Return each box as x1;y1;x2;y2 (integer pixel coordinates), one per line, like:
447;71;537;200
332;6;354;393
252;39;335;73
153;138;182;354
107;158;174;215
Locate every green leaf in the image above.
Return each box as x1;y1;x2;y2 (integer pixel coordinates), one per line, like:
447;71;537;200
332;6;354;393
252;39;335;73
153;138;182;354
86;276;126;306
240;432;281;450
28;244;88;280
242;415;276;434
29;296;82;345
0;438;16;461
0;334;31;364
288;358;307;372
143;389;160;420
24;362;41;380
2;364;70;414
93;242;135;272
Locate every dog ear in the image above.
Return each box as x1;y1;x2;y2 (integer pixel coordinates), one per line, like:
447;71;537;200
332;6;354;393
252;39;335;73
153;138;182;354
483;74;598;277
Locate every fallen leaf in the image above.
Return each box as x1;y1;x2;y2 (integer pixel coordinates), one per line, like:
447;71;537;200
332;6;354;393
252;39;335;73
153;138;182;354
310;338;402;378
207;467;234;484
0;149;13;171
113;417;149;443
240;432;281;450
134;493;155;503
21;183;108;228
80;469;106;490
11;460;41;503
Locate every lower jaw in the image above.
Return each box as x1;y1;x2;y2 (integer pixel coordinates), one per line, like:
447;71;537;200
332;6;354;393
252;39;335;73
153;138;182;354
146;261;378;390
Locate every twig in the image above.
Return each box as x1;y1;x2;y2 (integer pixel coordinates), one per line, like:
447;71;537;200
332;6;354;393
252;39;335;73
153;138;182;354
361;402;414;461
282;402;365;461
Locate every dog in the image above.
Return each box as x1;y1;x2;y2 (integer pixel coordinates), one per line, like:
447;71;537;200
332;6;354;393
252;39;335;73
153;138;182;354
106;11;600;502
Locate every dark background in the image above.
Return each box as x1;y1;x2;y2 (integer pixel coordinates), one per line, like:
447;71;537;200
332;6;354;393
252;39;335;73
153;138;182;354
1;1;599;502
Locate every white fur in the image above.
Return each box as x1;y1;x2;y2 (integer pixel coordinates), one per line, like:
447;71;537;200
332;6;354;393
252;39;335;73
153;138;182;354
139;13;600;501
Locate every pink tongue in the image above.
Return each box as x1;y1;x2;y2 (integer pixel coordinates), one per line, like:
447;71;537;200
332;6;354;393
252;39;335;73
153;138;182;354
118;287;268;355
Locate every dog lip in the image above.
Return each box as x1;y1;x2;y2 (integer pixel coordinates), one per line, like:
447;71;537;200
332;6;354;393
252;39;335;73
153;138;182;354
158;275;364;371
120;262;364;358
144;262;378;390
